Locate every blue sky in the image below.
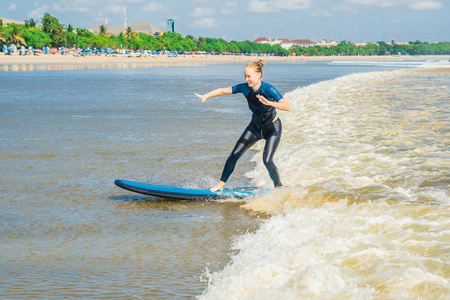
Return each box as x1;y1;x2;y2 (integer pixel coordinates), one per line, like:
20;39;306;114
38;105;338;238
2;0;449;43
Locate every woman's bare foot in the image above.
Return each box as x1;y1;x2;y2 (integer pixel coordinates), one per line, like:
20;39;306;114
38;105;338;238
210;181;225;192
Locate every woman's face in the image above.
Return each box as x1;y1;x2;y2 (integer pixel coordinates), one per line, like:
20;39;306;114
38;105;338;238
244;67;262;89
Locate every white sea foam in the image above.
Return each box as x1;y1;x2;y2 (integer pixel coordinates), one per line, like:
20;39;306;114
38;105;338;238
200;67;449;299
329;59;450;69
200;200;449;299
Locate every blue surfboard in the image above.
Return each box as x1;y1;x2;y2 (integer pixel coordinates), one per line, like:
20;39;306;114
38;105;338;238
114;179;262;200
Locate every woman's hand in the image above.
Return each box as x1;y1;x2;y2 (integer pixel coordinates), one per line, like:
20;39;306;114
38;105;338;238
195;93;208;102
256;94;270;106
195;88;232;103
257;95;291;111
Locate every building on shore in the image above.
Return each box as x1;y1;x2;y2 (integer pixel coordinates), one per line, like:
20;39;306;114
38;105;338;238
253;37;281;46
89;21;163;36
316;39;339;47
392;42;410;46
166;19;175;33
0;17;25;25
253;37;315;50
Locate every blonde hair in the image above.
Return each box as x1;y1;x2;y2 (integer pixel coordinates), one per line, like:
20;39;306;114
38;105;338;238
246;59;265;77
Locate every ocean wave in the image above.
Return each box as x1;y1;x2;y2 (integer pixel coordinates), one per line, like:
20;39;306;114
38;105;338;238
245;68;448;211
200;200;449;299
200;67;449;299
329;59;450;69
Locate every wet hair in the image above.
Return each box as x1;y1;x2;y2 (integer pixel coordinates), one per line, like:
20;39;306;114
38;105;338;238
246;59;265;78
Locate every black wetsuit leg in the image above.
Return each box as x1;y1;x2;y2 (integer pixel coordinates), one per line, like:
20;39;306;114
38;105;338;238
220;121;262;183
220;118;283;187
262;118;282;187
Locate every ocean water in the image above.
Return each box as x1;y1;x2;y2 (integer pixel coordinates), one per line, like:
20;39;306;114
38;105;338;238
0;59;448;299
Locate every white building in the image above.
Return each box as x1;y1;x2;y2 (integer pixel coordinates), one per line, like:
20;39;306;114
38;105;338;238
254;38;315;50
316;39;338;47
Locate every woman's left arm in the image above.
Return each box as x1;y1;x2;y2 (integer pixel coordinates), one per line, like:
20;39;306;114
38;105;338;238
256;95;291;111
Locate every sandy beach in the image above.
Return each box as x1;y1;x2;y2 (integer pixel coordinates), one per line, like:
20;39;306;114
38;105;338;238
1;53;449;67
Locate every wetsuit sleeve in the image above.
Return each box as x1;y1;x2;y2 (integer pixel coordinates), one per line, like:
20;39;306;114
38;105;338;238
266;84;284;102
232;83;248;95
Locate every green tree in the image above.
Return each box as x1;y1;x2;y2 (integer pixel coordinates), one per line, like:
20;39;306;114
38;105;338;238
66;30;78;48
42;13;66;47
25;18;36;28
125;26;135;39
0;31;6;45
99;25;106;37
7;23;27;47
42;13;57;33
22;26;48;48
377;41;389;55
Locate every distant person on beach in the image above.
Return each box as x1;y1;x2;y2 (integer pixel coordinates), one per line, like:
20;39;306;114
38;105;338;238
195;59;291;191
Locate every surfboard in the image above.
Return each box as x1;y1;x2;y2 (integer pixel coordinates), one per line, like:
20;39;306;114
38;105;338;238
114;179;261;200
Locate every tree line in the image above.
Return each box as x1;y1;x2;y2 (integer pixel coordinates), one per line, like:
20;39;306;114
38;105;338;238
1;14;449;56
290;40;450;56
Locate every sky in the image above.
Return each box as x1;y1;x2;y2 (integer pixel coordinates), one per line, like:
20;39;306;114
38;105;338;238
2;0;449;43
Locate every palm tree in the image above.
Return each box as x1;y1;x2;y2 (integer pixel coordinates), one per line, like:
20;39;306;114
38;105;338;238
25;18;36;28
8;24;27;47
125;26;135;39
0;19;6;44
99;25;106;37
0;31;6;45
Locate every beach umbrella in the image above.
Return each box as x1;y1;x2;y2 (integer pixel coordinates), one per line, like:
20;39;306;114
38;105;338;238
8;44;17;52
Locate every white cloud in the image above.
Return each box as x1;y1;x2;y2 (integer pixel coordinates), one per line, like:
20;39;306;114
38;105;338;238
48;0;97;13
28;4;50;20
190;0;211;3
409;1;442;10
142;2;169;13
345;0;398;7
7;4;17;11
276;0;311;10
52;3;89;13
191;7;214;17
104;4;122;14
311;9;332;17
189;18;216;28
332;4;358;13
345;0;443;10
248;0;311;13
221;1;238;16
248;0;272;13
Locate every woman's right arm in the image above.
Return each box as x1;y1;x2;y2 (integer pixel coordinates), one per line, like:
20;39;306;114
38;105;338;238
195;87;232;102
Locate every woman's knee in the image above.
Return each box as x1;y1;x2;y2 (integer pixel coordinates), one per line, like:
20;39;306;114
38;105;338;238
263;156;276;169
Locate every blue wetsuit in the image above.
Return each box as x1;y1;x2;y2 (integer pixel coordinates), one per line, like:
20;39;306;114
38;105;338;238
220;82;284;187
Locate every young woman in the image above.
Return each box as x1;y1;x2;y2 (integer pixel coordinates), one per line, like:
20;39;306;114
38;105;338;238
195;60;290;192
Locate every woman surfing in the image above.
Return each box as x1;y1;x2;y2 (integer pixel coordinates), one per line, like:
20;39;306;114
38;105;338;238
195;60;290;192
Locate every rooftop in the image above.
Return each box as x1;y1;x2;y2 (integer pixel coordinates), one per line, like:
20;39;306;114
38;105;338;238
0;17;25;25
90;21;163;36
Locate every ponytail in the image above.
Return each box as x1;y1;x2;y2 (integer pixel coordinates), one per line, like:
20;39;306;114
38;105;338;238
246;59;265;78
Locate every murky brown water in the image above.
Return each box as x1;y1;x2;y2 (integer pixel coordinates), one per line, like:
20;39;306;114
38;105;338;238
1;61;448;299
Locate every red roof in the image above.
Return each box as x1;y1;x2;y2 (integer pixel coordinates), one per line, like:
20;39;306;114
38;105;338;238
292;39;315;44
253;37;270;43
254;38;316;45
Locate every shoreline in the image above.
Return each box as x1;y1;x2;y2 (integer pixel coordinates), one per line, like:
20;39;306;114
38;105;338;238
1;53;449;70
